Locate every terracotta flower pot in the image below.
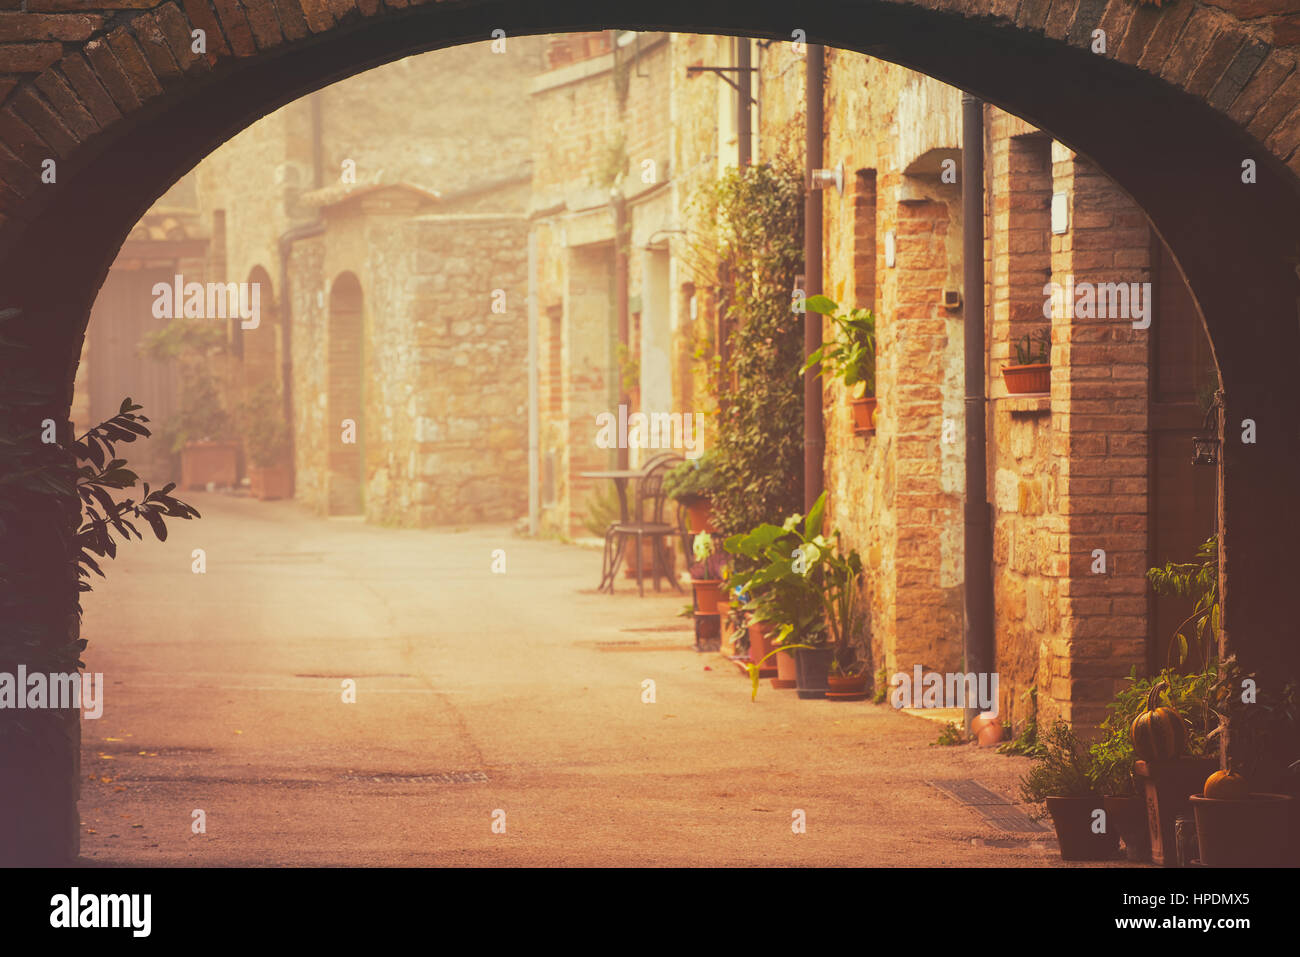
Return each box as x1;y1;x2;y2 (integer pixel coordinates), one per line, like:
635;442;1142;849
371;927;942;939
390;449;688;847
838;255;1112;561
249;463;292;500
771;644;798;689
1135;757;1218;866
683;497;716;534
180;440;239;490
1045;795;1120;861
1002;363;1050;395
1190;793;1293;867
826;671;869;697
1104;794;1152;863
746;620;778;678
692;579;722;615
850;396;877;435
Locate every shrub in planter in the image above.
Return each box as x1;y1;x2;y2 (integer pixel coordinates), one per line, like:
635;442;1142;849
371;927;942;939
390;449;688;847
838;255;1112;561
802;295;877;436
663;450;721;534
1020;720;1119;861
1002;330;1050;395
239;381;291;500
1091;734;1150;862
139;318;236;488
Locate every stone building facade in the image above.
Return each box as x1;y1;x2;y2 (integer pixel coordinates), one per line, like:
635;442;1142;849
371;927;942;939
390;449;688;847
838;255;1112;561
71;30;1214;732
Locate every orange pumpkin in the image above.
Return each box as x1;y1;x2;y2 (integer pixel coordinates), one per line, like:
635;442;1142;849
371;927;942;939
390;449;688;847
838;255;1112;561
1203;769;1249;800
1131;681;1186;762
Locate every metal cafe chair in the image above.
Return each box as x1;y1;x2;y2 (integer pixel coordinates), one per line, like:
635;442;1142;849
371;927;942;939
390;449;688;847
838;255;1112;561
600;453;685;596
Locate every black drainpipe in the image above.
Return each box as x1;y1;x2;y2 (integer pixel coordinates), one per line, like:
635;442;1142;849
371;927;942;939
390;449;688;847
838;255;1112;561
803;43;825;513
276;92;327;495
962;93;993;732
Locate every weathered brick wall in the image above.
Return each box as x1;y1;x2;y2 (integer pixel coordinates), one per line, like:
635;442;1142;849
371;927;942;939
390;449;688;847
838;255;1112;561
1047;144;1151;731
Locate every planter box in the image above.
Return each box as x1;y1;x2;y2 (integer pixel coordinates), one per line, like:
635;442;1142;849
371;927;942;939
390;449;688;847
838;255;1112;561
180;440;239;490
1135;757;1218;866
249;464;292;501
1002;363;1050;395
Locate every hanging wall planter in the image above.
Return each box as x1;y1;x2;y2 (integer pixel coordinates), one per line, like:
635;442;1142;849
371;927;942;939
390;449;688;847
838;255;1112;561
1002;329;1051;395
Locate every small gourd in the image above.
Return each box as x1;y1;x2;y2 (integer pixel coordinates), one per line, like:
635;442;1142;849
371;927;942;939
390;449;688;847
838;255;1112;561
1131;680;1186;762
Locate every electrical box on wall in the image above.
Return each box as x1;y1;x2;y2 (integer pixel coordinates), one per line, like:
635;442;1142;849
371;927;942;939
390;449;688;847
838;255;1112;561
943;289;962;311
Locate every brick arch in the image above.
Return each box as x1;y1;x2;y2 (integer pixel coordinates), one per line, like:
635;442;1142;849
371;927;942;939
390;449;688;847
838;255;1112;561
0;3;1295;679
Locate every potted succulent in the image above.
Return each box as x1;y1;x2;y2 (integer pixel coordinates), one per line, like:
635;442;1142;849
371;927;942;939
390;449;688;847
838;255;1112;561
663;450;721;534
803;295;877;435
725;491;854;699
139;318;237;490
1002;329;1051;395
1020;720;1120;861
240;381;291;500
1189;658;1297;867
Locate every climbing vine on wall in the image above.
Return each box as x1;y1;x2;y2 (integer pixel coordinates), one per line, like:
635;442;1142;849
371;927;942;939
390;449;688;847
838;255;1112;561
704;161;806;543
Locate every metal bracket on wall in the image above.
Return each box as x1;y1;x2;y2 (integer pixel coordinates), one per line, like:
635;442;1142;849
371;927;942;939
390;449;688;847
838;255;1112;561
685;66;758;106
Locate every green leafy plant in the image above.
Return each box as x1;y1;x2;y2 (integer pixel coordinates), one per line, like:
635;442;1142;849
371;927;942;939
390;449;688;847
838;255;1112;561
705;162;805;542
723;491;859;652
0;393;200;695
997;686;1047;758
872;666;889;704
932;721;965;747
1147;535;1219;670
662;450;721;503
1202;655;1299;786
1012;329;1050;366
801;295;877;397
1019;720;1099;813
1099;666;1218;766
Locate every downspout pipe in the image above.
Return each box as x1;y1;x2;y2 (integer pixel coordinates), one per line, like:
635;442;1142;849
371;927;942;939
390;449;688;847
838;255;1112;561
803;43;825;513
275;92;327;495
961;93;993;732
737;37;751;168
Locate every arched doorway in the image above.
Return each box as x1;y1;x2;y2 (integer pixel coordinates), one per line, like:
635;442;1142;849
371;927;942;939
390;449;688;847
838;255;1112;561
327;271;365;516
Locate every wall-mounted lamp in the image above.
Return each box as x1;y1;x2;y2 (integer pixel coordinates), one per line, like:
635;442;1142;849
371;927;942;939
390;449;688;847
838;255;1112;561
1191;392;1223;466
810;160;844;196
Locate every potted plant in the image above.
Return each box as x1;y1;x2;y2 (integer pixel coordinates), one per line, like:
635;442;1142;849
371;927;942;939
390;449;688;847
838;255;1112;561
240;381;291;500
139;318;237;490
1116;668;1218;866
1002;329;1050;395
1090;727;1151;862
823;539;869;699
690;532;726;616
1020;720;1120;861
663;450;721;534
803;295;877;435
1189;657;1296;867
725;491;853;699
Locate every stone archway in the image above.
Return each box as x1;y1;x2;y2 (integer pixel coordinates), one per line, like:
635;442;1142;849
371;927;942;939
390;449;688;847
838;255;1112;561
2;0;1300;863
